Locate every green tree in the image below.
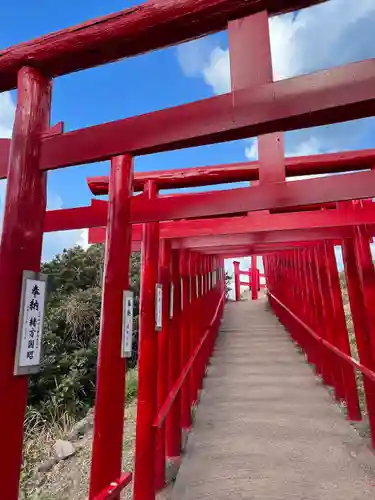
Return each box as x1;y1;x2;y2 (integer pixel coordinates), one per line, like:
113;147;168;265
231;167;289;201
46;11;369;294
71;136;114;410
27;245;141;420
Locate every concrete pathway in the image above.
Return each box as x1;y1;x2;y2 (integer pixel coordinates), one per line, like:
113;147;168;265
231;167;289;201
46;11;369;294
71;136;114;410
170;298;375;500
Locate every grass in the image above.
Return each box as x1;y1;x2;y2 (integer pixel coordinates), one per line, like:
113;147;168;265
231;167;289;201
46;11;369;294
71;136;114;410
20;369;138;500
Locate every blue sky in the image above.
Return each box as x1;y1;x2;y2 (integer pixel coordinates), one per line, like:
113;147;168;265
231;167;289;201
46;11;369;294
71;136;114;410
1;0;375;265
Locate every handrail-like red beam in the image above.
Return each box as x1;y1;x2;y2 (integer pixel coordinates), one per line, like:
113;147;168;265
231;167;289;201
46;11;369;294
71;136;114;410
269;293;375;383
91;472;132;500
153;290;225;429
0;0;325;93
87;148;375;194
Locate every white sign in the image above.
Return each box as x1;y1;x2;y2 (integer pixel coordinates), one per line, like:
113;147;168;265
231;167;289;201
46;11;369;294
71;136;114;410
196;275;199;297
14;272;47;375
169;283;174;319
201;275;204;296
122;290;134;358
155;284;162;331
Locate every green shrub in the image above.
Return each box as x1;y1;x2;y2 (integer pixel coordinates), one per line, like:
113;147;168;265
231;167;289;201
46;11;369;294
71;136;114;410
27;245;141;423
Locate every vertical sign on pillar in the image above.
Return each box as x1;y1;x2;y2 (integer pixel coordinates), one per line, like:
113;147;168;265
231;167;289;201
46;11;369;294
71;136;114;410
169;283;174;319
155;284;163;331
181;277;184;311
122;290;134;358
14;271;47;375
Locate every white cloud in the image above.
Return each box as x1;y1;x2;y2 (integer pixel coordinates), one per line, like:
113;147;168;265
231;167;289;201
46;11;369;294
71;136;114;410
177;0;375;156
269;0;375;81
76;228;90;250
0;92;15;138
244;139;258;160
0;92;91;262
176;37;217;78
202;47;230;95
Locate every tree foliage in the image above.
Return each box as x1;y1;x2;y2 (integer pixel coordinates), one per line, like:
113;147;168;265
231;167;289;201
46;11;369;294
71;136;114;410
27;245;140;421
225;271;232;300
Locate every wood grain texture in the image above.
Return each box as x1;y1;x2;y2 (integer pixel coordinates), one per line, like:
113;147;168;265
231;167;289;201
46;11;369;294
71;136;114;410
0;0;326;91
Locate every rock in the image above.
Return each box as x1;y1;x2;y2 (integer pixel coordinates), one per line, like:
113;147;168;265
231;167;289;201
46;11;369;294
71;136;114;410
66;409;94;441
53;439;75;460
38;457;58;473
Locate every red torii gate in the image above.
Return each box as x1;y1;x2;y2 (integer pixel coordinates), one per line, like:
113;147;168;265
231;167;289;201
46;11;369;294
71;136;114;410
233;259;265;302
2;1;375;500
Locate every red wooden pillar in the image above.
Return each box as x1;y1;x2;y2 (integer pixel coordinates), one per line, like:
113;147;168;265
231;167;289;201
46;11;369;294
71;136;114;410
324;242;361;421
233;260;240;301
247;268;252;290
155;239;171;491
352;226;375;445
251;255;258;300
180;250;192;430
166;250;182;459
189;252;199;406
89;155;134;499
342;236;375;443
316;244;345;400
196;253;206;391
354;226;375;362
313;246;335;388
134;180;159;500
0;67;51;500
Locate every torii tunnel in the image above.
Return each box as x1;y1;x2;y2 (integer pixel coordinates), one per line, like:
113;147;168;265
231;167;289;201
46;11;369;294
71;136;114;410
2;1;375;499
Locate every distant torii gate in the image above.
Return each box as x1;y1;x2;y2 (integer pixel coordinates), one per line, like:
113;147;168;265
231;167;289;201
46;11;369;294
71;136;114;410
3;2;375;500
233;258;265;302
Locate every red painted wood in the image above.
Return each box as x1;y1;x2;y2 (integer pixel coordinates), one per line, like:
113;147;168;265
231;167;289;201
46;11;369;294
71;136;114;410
190;252;202;405
153;291;225;428
269;292;375;382
0;138;10;175
324;241;361;420
155;239;171;491
180;249;192;430
0;0;323;92
228;10;272;91
353;227;375;363
53;201;375;238
39;57;375;170
0;67;51;500
129;171;375;223
85;148;375;194
233;261;241;301
258;133;286;183
251;255;258;300
41;120;64;138
172;227;354;250
91;472;132;500
313;247;334;387
89;156;134;499
341;235;375;445
166;250;182;458
134;181;159;500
